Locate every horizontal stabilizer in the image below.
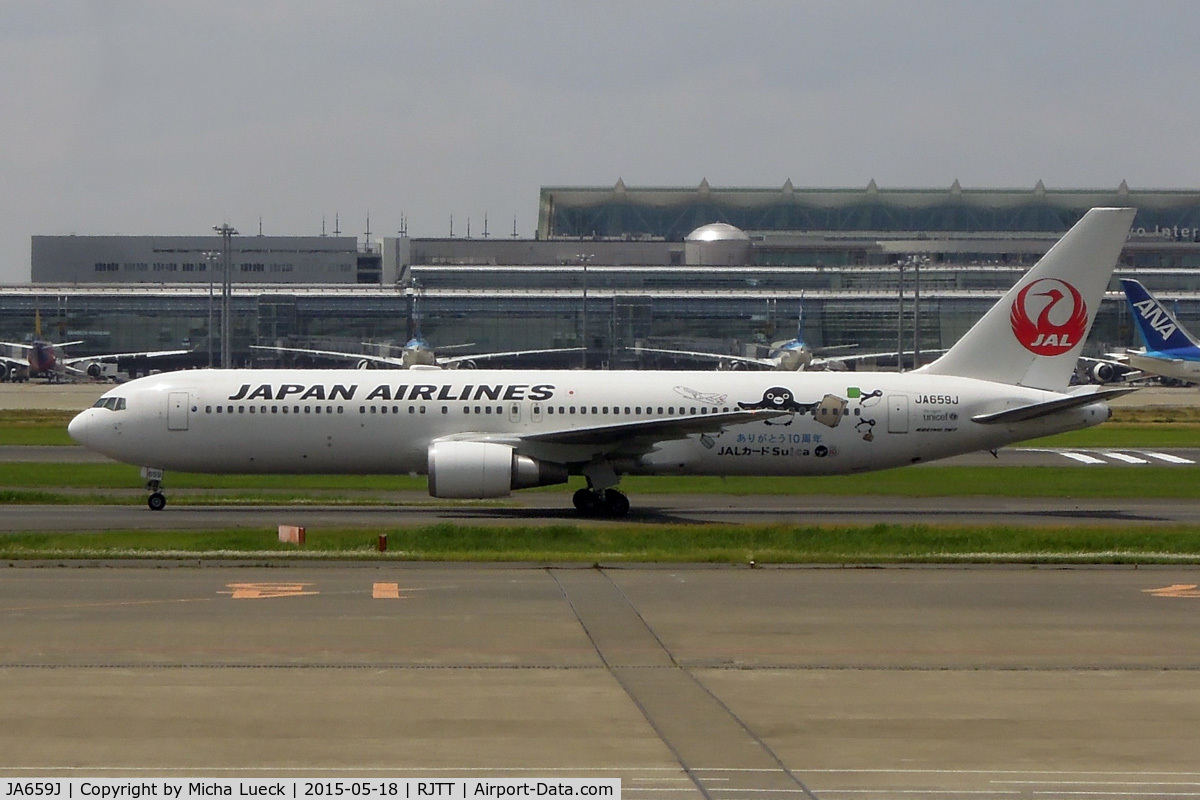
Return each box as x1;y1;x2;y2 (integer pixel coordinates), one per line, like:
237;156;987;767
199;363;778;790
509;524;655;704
971;387;1137;425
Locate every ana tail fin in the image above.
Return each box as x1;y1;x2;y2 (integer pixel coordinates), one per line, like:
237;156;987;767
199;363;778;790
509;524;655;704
1120;278;1200;353
917;207;1136;390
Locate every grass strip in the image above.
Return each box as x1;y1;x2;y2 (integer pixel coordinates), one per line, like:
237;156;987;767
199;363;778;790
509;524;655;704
2;523;1199;563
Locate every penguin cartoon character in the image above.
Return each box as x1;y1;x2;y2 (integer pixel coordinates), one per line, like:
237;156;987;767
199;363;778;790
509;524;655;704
738;386;820;425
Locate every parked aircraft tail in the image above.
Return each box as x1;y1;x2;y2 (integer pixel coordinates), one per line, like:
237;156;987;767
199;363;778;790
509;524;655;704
917;207;1136;390
1120;278;1200;354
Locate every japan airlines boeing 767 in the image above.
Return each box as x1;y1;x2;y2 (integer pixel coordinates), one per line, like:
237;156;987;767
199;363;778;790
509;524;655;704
69;208;1137;516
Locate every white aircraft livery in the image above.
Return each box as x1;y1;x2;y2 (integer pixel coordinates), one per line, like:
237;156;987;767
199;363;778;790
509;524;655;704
69;208;1137;516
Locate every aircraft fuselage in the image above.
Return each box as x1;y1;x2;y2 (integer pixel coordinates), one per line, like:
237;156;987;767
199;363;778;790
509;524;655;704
69;368;1109;478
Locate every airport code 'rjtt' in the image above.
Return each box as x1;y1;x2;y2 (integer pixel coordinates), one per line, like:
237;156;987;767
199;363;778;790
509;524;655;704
3;782;617;799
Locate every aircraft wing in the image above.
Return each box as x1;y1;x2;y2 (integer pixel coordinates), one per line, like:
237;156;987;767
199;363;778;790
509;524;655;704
811;343;860;355
0;342;34;355
61;349;191;365
438;347;585;367
250;344;407;367
628;346;775;369
437;408;789;463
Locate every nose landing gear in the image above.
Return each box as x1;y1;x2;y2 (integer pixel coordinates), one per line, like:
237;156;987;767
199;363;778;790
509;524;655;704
141;466;167;511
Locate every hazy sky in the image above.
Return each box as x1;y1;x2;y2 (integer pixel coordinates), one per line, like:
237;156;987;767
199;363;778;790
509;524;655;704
3;0;1199;282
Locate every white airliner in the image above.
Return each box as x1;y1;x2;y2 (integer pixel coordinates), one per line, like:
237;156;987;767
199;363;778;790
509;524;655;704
252;337;583;370
69;208;1137;516
1;312;190;383
252;297;582;370
630;304;901;372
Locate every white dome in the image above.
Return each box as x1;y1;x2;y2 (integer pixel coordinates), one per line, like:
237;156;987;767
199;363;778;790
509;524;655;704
684;222;750;243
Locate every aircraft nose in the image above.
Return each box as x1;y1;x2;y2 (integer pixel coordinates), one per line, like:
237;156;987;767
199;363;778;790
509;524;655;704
67;410;91;447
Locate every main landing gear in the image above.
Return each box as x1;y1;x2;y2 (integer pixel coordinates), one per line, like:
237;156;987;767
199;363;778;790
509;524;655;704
142;466;167;511
572;487;631;518
572;461;630;517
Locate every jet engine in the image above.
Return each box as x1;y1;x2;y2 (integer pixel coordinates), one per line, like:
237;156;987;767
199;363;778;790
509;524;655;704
1088;361;1117;384
83;362;104;379
0;362;8;382
355;359;375;370
427;441;568;498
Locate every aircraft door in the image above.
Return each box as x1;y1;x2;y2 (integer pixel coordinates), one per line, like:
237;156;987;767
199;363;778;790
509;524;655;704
531;402;544;423
887;394;909;434
167;392;190;431
508;402;521;424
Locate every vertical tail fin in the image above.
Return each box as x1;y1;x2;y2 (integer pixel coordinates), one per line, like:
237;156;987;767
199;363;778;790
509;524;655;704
917;207;1136;390
1120;278;1200;353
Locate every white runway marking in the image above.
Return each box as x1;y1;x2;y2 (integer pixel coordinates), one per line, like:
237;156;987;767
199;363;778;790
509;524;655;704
1057;450;1106;464
1142;450;1195;464
1102;451;1149;464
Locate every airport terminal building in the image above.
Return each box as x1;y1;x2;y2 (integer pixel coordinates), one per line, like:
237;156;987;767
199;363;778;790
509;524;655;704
10;182;1200;371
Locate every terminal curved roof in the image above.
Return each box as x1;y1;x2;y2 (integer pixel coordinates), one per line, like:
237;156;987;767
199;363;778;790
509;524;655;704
539;180;1200;241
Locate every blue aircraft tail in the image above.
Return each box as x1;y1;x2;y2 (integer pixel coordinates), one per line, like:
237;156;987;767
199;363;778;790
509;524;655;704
1120;279;1200;354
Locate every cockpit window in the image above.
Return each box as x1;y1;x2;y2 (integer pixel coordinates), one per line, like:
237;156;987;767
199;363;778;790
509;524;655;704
92;397;127;411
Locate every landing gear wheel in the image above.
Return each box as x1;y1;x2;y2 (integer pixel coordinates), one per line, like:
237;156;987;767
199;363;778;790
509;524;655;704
603;489;630;517
148;492;166;511
573;487;600;515
572;487;630;517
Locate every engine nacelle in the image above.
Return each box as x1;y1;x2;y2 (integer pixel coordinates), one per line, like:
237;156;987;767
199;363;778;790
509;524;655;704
1089;361;1117;383
427;441;568;499
0;362;8;381
355;359;375;370
84;362;104;379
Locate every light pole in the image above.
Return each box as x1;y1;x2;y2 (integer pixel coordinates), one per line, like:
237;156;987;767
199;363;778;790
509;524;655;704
577;254;593;368
912;256;923;368
896;259;905;371
203;251;219;367
213;224;238;367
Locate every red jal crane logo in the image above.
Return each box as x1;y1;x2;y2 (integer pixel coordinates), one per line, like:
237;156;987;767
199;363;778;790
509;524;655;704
1009;278;1088;356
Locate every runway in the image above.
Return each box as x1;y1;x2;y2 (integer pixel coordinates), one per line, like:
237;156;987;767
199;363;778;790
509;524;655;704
2;563;1199;799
